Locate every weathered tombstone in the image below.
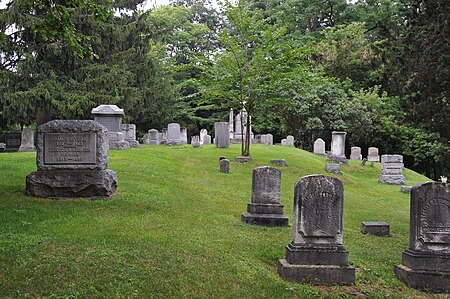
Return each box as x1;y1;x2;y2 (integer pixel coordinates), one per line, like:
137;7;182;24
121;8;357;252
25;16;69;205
278;174;355;285
394;182;450;292
236;156;252;163
191;136;201;148
161;129;168;144
400;185;413;193
270;159;287;166
6;132;21;151
266;134;273;146
260;134;267;145
91;104;130;150
325;164;342;175
203;135;212;145
167;123;181;145
313;138;326;156
331;131;346;158
121;124;139;147
200;129;208;145
361;222;390;236
219;159;230;174
350;147;362;160
214;122;229;148
181;128;188;144
379;154;405;185
281;139;287;146
148;129;160;145
25;120;118;198
18;128;36;152
241;166;288;226
143;134;150;145
367;147;380;162
286;135;295;147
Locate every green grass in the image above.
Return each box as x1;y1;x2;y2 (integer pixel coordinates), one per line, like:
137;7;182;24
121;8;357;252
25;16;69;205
0;144;443;298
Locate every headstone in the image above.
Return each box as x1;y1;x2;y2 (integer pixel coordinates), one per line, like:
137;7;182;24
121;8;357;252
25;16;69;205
203;135;212;145
6;132;21;150
278;175;355;285
229;108;234;139
331;131;346;158
270;159;287;166
378;154;405;185
350;147;362;160
0;143;5;151
18;128;36;152
281;139;287;146
219;159;230;174
181;128;188;144
121;124;139;147
400;185;413;193
361;222;390;236
191;136;201;148
234;109;253;141
91;104;130;150
241;166;288;226
325;164;342;175
161;129;168;144
286;135;294;147
260;134;267;145
361;158;367;166
167;123;181;145
143;134;150;145
236;156;252;163
148;129;160;145
313;138;326;156
214;122;229;148
367;147;380;162
25;120;118;198
266;134;273;146
394;182;450;292
200;129;208;145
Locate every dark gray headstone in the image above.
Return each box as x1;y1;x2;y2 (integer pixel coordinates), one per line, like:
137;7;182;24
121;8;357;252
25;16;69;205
19;128;36;152
26;120;117;198
270;159;287;166
361;222;390;236
278;175;355;285
214;122;229;148
219;159;230;174
379;154;404;185
313;138;326;156
6;132;21;150
394;182;450;292
91;104;129;150
331;131;346;158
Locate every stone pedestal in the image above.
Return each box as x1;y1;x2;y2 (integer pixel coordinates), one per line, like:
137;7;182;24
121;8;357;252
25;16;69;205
92;105;130;150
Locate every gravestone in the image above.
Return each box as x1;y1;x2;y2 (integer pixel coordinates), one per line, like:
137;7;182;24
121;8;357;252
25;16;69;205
379;154;405;185
203;135;212;145
19;128;36;152
167;123;181;145
350;147;362;160
191;136;201;148
0;143;5;151
260;134;267;145
266;134;273;146
200;129;208;145
242;166;288;226
181;128;188;144
161;128;168;144
143;134;150;145
361;222;390;236
367;147;380;162
394;182;450;292
148;129;160;145
400;185;413;193
270;159;287;166
278;175;355;284
313;138;326;156
25;120;117;198
219;159;230;174
286;135;295;147
121;124;139;147
325;164;342;175
214;122;230;148
91;104;130;150
6;132;21;150
281;139;287;146
331;131;346;158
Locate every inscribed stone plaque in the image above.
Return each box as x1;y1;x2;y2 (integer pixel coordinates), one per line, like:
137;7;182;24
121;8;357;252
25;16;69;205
94;116;121;132
44;133;96;165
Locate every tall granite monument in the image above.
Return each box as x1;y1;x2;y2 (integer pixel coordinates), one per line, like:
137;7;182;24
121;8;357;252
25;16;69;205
91;105;130;150
25;120;118;198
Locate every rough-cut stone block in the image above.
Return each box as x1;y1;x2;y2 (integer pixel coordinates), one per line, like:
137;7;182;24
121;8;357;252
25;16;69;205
400;185;413;193
270;159;287;166
235;156;252;163
219;159;230;174
325;164;342;175
313;138;326;156
361;222;390;236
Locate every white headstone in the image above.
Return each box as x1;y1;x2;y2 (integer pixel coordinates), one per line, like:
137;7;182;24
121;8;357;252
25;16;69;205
331;131;346;158
367;147;380;162
18;128;36;152
200;129;208;145
350;146;362;160
167;123;181;145
313;138;326;155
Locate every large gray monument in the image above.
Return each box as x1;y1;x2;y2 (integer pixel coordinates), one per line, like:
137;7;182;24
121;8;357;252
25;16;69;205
200;129;208;145
278;175;355;284
214;122;229;148
241;166;288;227
18;128;36;152
379;154;405;185
91;104;130;150
394;182;450;292
331;131;346;158
25;120;118;198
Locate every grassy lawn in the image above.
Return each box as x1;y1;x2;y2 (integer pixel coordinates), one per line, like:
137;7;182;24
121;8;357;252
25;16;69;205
0;144;443;298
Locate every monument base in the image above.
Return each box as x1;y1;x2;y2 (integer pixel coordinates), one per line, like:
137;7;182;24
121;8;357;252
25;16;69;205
378;174;405;185
109;141;130;150
285;243;350;265
127;140;140;148
26;170;117;198
277;259;355;285
394;264;450;293
241;212;288;227
18;145;36;152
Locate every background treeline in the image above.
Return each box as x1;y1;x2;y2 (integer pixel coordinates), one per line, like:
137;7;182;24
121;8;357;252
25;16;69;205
0;0;449;179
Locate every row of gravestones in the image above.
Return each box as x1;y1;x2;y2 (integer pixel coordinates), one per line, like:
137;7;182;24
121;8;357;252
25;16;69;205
142;125;212;146
238;166;450;291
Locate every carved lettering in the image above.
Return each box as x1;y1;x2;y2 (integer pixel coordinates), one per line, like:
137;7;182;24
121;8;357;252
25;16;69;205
44;133;97;165
300;192;341;237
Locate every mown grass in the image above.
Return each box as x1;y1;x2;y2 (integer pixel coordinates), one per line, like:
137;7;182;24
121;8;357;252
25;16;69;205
0;144;444;298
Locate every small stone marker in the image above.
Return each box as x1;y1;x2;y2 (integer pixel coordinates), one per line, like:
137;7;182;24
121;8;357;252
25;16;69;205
379;154;405;185
361;222;390;236
167;123;182;145
286;135;294;146
18;128;36;152
270;159;287;166
281;139;287;146
278;174;355;285
143;134;150;145
6;132;21;150
350;146;362;160
91;104;130;150
191;136;200;148
203;135;212;145
181;127;188;144
121;124;139;147
241;166;288;226
400;185;413;193
394;182;450;292
236;156;252;163
331;131;346;158
325;164;342;175
367;147;380;162
25;120;118;198
219;159;230;174
214;122;230;148
148;129;160;145
313;138;326;156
